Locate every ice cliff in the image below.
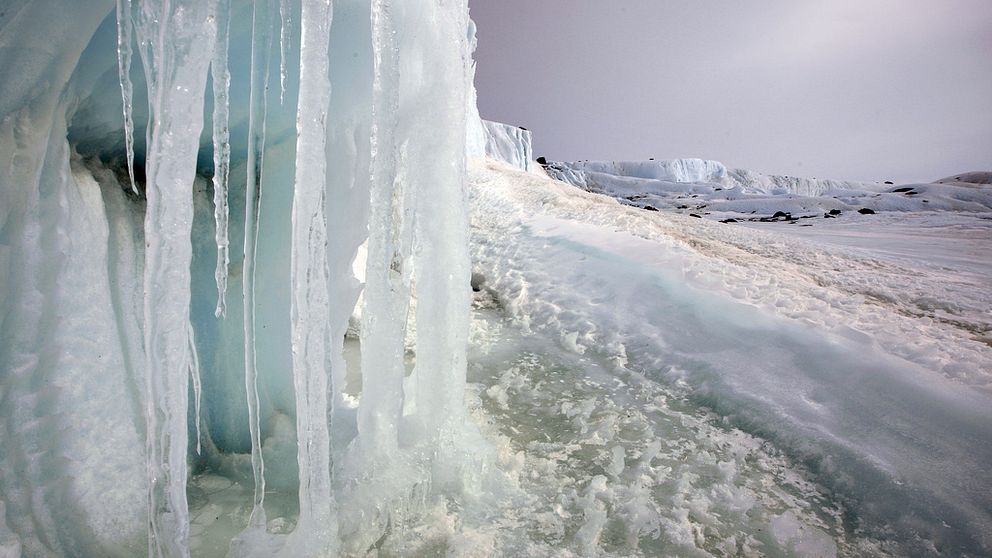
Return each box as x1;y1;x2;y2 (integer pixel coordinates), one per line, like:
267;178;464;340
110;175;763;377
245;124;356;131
481;120;533;172
546;158;880;197
0;0;493;556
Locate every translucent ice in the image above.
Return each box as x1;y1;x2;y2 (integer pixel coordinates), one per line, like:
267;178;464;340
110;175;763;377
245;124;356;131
0;0;481;555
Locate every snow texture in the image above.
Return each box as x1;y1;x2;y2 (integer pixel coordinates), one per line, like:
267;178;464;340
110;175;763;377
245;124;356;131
471;159;992;555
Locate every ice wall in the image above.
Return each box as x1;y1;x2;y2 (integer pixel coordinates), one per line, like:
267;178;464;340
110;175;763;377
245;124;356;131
0;0;481;555
561;159;729;184
547;158;880;197
481;120;533;172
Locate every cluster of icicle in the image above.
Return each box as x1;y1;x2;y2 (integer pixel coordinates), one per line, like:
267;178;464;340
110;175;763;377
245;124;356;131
115;0;475;555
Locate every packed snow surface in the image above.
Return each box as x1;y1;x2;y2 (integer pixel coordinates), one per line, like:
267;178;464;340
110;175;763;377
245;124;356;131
470;159;992;556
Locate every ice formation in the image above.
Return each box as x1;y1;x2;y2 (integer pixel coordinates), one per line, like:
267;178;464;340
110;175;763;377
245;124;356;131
0;0;482;555
481;120;533;172
4;0;990;555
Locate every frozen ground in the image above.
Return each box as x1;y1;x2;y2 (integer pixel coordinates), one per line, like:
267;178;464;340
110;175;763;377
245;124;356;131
464;159;992;556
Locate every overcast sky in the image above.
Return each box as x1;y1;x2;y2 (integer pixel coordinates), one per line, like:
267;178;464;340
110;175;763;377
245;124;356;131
469;1;992;183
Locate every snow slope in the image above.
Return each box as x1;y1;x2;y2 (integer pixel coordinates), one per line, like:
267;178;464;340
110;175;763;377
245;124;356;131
470;159;992;556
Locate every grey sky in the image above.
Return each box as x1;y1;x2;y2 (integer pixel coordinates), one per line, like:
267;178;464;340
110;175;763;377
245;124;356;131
469;1;992;183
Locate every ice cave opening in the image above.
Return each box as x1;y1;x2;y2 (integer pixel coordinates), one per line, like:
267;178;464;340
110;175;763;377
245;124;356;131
0;0;500;555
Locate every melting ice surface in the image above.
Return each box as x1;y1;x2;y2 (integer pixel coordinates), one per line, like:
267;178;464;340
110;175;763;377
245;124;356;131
2;1;991;557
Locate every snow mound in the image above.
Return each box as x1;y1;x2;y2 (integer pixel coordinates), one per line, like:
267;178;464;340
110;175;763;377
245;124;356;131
935;171;992;185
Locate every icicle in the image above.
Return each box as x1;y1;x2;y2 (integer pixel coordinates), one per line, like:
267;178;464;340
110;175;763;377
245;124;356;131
133;1;218;556
358;0;409;452
115;0;138;194
211;0;232;318
285;0;337;553
188;326;202;455
240;0;275;531
410;0;473;439
279;0;291;104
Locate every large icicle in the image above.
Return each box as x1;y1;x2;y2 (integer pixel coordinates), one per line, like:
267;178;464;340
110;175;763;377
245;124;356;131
240;0;275;532
409;1;473;441
285;0;338;554
115;0;138;194
279;0;291;104
358;0;410;452
133;0;218;556
211;0;232;318
188;327;202;455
